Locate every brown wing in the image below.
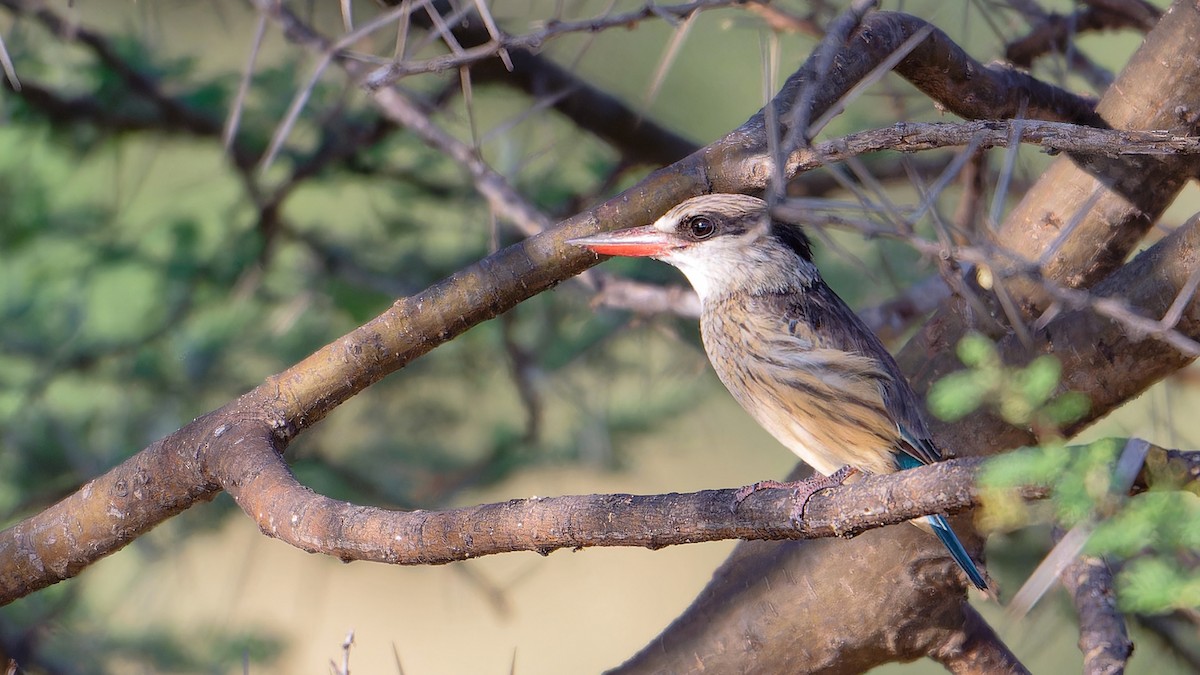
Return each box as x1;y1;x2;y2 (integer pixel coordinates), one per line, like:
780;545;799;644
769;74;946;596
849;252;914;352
763;280;943;467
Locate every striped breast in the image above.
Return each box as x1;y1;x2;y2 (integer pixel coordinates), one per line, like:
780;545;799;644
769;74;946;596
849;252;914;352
699;290;904;477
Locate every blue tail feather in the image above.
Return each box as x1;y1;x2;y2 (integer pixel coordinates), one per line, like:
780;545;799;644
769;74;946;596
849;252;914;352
924;514;989;591
895;454;988;591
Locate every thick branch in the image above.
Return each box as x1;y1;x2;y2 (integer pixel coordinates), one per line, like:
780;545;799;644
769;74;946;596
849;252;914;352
219;453;1040;566
930;605;1031;675
870;14;1104;125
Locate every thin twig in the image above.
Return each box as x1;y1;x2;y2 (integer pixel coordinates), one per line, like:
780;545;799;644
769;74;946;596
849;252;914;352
785;120;1200;178
362;0;748;90
371;87;553;235
469;0;512;71
0;28;19;91
224;11;267;152
782;0;876;155
257;1;417;173
1004;1;1116;92
643;9;698;114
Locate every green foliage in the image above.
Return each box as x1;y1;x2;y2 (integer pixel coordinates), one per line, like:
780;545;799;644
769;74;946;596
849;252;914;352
927;332;1089;428
982;442;1200;614
938;334;1199;614
1088;490;1200;557
981;439;1124;528
1116;556;1200;614
1089;490;1200;613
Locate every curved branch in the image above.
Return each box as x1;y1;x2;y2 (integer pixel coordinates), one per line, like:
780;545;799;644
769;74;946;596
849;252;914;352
199;441;1200;566
220;453;1039;566
849;14;1104;124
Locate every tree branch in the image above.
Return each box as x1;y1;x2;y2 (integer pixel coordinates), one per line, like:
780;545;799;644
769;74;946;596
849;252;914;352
1006;4;1158;72
930;605;1031;675
1062;555;1133;675
224;451;1048;566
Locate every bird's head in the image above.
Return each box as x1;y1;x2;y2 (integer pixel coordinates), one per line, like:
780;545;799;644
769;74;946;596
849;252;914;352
569;194;818;302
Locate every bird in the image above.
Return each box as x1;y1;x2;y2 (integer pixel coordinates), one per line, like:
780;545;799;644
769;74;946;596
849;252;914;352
568;193;988;591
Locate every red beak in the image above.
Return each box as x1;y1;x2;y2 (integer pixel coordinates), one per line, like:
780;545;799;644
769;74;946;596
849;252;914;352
567;225;684;258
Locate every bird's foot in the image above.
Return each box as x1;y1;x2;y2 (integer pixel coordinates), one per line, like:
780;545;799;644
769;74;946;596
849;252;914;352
731;466;858;523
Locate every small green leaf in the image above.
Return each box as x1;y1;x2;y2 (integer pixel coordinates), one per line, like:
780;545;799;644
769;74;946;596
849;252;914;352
1019;355;1061;408
1088;521;1144;558
998;389;1037;425
927;371;987;422
1042;392;1090;425
1054;474;1097;526
1117;557;1200;613
979;445;1070;489
957;332;998;368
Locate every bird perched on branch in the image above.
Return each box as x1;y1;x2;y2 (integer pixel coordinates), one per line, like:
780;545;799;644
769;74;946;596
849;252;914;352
569;193;988;591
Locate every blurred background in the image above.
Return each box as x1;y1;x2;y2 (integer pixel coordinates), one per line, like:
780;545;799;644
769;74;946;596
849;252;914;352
0;0;1197;671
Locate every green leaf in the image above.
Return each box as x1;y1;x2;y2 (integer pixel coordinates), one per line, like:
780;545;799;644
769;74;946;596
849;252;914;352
927;371;988;422
979;445;1070;489
998;389;1037;426
1089;494;1163;557
957;332;998;369
1019;355;1062;408
1042;392;1090;425
1117;557;1200;613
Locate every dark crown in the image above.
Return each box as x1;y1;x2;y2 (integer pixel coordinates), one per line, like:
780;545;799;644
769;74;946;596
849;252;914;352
770;221;814;261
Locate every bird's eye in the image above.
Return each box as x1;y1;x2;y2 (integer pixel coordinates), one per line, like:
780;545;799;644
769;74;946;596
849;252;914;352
686;216;716;240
